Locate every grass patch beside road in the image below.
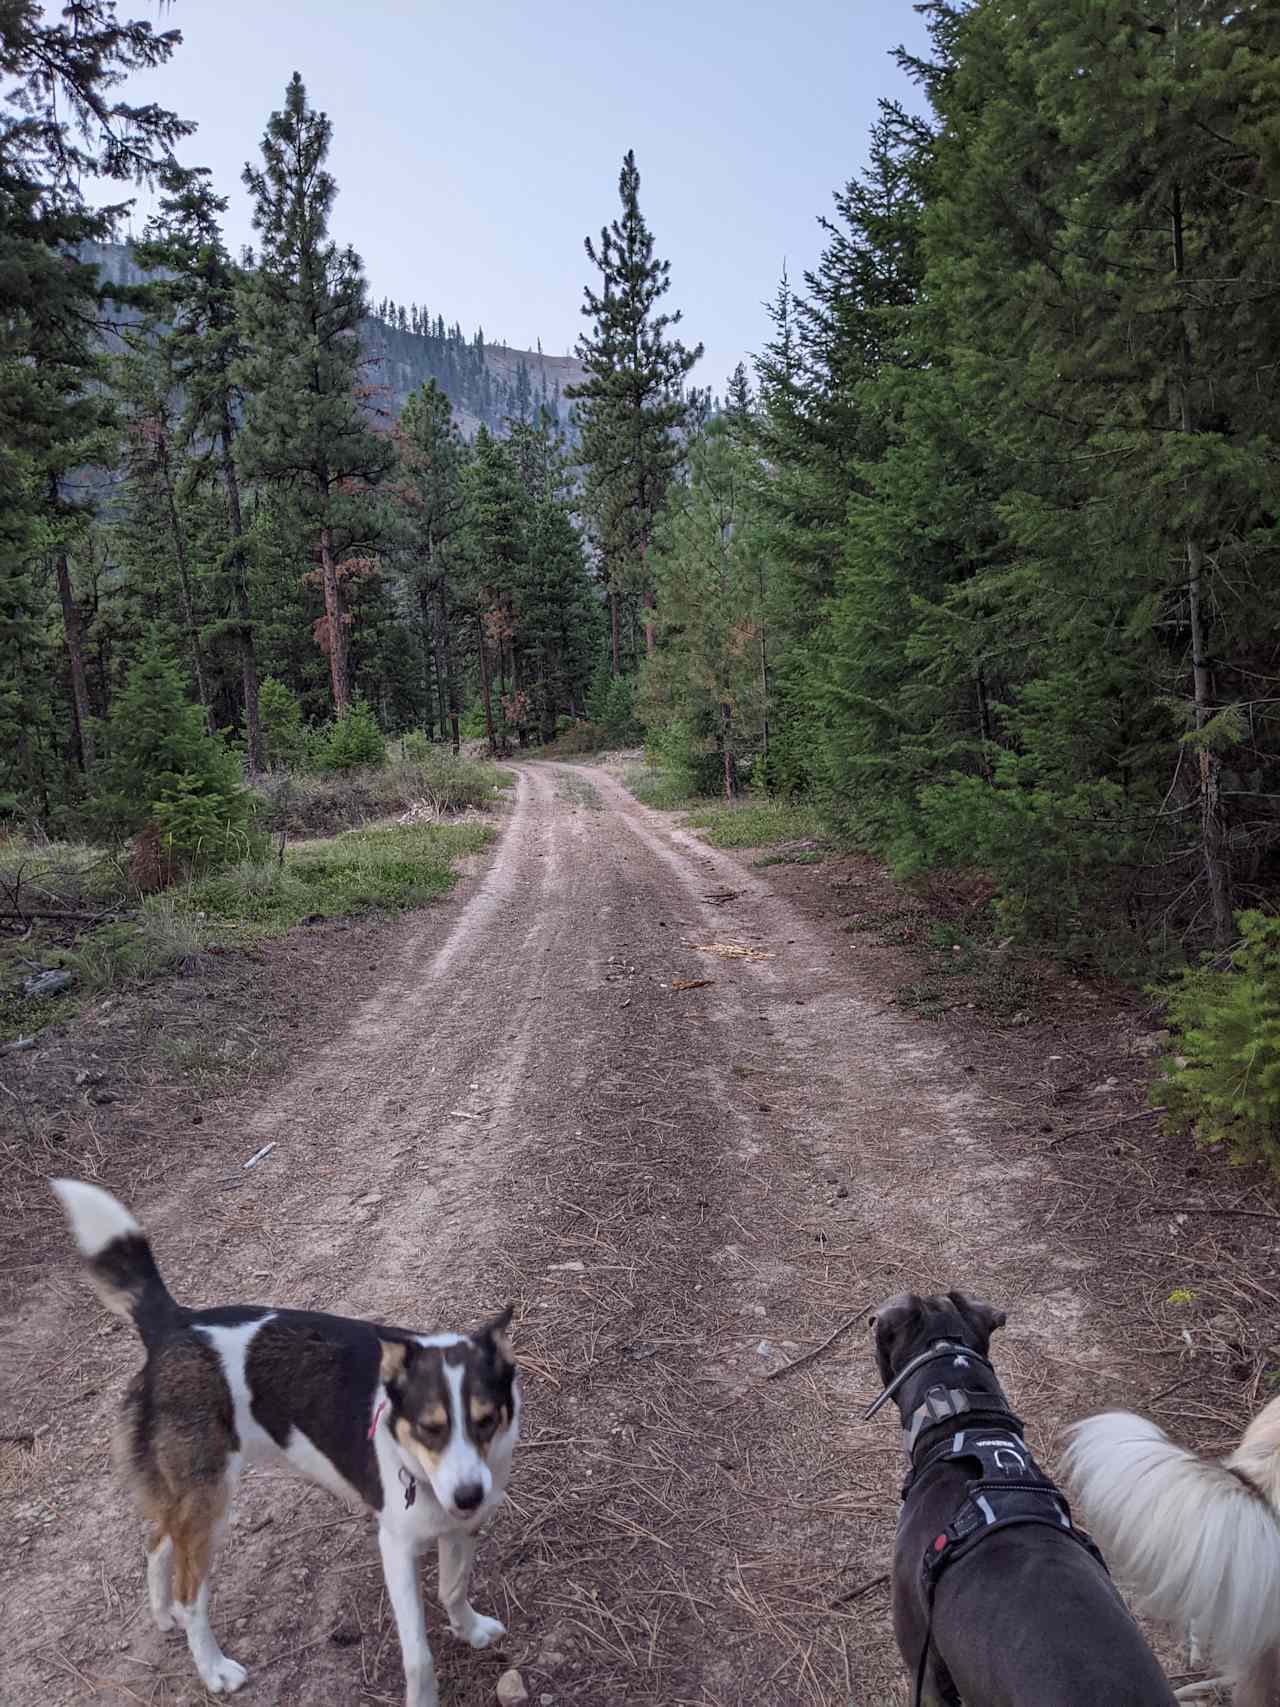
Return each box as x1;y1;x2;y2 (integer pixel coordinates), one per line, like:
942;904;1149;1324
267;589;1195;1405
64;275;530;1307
1;814;498;1041
682;799;825;850
188;819;494;942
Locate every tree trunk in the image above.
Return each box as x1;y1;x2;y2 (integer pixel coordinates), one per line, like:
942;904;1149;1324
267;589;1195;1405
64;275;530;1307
319;525;351;715
54;544;95;773
423;583;443;737
476;616;496;756
721;699;738;800
609;585;621;676
1187;536;1233;944
642;586;656;657
759;626;770;762
159;445;213;732
1172;175;1233;944
430;578;450;743
438;579;460;753
220;416;262;772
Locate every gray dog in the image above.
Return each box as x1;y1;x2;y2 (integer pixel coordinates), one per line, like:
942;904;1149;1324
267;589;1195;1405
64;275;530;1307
867;1290;1177;1707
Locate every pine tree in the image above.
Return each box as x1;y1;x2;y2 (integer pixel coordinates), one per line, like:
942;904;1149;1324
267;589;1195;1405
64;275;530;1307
0;461;58;818
391;381;468;750
90;645;248;850
568;150;703;669
0;1;190;790
646;416;771;797
506;411;601;736
237;73;393;717
111;341;214;725
459;427;531;752
132;167;264;767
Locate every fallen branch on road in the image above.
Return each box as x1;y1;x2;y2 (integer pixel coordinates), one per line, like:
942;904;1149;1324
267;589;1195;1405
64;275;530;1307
765;1307;866;1382
830;1571;889;1608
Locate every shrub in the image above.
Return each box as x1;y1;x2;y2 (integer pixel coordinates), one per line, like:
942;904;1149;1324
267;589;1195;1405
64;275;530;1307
540;720;605;756
315;700;387;772
152;770;260;868
586;666;641;742
257;677;310;771
88;649;253;870
1155;911;1280;1171
397;730;434;762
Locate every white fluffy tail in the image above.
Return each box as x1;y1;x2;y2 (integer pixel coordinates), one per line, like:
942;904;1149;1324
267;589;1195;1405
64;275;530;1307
50;1177;174;1334
1065;1407;1280;1677
51;1178;140;1259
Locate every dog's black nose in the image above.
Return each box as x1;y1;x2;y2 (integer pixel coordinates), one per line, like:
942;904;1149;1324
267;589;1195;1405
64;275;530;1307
453;1482;484;1513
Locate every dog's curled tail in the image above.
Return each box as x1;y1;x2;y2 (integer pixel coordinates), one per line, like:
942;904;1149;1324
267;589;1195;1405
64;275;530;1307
51;1178;178;1344
1065;1407;1280;1676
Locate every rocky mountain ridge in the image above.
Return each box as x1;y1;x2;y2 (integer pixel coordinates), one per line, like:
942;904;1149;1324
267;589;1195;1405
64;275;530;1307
84;241;587;438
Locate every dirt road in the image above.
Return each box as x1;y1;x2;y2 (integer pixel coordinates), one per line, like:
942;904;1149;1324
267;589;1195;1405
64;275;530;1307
0;764;1158;1705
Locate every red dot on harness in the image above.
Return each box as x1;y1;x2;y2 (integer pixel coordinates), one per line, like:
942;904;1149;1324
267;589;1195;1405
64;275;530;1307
934;1535;947;1552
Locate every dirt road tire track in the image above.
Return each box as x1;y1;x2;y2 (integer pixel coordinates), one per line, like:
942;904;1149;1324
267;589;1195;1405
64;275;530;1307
1;764;1160;1705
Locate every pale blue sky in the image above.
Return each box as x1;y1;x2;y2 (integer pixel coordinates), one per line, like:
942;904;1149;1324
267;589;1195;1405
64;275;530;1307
116;1;931;389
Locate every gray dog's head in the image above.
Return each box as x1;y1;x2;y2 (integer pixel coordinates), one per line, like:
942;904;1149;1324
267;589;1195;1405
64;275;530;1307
869;1290;1007;1389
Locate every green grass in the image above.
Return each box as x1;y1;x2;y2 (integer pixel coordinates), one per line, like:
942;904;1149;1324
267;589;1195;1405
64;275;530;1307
623;766;703;811
0;819;496;1039
623;769;830;851
186;819;495;943
682;798;825;850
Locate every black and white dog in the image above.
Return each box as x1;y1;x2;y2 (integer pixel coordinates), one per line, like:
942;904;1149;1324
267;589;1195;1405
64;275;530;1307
868;1290;1176;1707
52;1179;519;1706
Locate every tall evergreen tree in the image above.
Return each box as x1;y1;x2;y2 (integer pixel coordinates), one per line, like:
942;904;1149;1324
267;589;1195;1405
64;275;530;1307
568;150;702;670
459;427;529;752
507;411;601;737
0;1;190;785
133;167;264;767
391;381;468;750
112;340;214;725
646;413;771;798
237;73;393;716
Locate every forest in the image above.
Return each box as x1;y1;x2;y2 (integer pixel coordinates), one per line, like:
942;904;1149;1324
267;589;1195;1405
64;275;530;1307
3;0;1279;991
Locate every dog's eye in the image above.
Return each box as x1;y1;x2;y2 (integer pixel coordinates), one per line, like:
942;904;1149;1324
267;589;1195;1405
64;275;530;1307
415;1422;447;1448
472;1413;498;1439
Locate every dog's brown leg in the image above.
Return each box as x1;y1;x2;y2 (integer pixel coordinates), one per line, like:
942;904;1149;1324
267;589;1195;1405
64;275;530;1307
164;1477;247;1695
145;1520;175;1632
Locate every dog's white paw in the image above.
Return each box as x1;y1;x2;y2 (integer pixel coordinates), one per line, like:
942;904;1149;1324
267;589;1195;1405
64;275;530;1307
456;1613;505;1650
152;1604;176;1633
202;1655;248;1694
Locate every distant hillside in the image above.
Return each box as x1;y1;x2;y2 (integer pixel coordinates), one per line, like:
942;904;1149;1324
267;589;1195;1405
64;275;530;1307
83;242;586;438
362;308;585;438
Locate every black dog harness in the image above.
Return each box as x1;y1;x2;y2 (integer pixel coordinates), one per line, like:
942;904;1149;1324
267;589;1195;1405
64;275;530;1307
867;1347;1107;1707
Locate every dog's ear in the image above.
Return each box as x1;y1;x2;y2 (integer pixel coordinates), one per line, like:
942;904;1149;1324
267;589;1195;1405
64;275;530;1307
946;1290;1007;1351
870;1293;924;1386
474;1305;515;1364
379;1338;414;1390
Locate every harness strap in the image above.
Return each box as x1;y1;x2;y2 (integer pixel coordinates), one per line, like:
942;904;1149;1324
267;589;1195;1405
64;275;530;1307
903;1385;995;1455
907;1429;1108;1707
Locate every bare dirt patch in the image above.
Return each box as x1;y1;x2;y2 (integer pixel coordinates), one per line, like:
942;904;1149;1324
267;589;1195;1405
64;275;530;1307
2;764;1272;1705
